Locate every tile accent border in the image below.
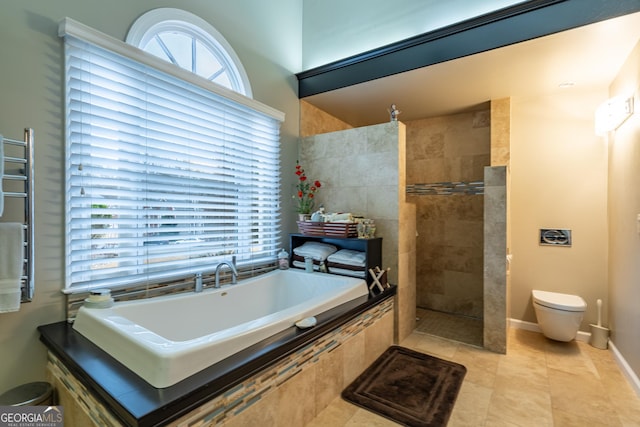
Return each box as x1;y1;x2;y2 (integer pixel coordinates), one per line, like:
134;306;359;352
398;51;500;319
48;298;394;426
47;353;123;427
65;262;277;321
406;181;484;195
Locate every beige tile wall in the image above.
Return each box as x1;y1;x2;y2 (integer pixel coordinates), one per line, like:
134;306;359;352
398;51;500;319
300;100;353;138
299;101;510;352
300;123;402;283
483;166;508;353
485;98;511;353
300;122;416;341
396;122;417;342
406;110;491;318
490;98;511;167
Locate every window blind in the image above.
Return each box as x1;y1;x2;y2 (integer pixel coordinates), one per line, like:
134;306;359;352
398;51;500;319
62;30;282;292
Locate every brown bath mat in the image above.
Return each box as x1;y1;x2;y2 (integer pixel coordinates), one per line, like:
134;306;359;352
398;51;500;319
342;346;466;427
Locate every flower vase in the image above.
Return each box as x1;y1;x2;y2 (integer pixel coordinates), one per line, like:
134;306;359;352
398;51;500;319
298;214;311;222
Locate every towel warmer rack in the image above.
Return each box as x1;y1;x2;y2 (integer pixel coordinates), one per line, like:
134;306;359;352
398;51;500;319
1;128;35;302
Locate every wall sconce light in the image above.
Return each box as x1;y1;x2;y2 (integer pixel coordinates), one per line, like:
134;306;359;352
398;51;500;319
595;95;635;136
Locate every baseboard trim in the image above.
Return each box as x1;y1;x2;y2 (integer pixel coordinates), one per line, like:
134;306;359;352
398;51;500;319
609;341;640;397
508;318;541;333
508;318;590;342
509;318;640;397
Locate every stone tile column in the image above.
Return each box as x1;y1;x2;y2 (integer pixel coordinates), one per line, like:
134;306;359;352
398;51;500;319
483;165;507;353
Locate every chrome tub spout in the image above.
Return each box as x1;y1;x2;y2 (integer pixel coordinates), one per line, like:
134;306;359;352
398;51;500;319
215;257;238;288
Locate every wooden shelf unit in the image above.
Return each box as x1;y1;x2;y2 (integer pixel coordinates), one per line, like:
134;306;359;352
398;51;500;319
289;234;382;284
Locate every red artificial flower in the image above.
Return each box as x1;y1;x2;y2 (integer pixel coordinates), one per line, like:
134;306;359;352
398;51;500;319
294;161;322;214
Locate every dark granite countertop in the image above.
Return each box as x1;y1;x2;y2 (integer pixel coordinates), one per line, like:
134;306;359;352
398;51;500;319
38;286;396;427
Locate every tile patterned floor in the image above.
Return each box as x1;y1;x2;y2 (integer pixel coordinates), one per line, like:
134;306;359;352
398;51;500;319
415;308;483;347
308;328;640;426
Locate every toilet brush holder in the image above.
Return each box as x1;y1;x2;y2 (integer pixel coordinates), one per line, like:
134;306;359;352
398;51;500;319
589;298;609;349
589;324;609;350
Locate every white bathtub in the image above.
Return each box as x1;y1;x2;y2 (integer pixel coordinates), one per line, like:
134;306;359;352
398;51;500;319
72;269;368;388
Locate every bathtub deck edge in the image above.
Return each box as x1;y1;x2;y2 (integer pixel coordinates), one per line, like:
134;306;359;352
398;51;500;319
38;285;397;427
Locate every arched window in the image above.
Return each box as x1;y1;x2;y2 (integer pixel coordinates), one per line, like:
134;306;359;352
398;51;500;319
60;16;282;293
127;8;252;97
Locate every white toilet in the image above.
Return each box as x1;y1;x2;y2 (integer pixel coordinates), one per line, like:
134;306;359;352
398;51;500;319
532;290;587;342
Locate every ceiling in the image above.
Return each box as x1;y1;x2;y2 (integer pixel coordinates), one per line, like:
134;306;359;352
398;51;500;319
302;11;640;127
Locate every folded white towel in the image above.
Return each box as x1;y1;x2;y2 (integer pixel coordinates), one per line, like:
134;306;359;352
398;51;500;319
292;260;321;271
293;241;337;262
324;213;353;222
0;223;24;313
326;267;366;279
0;134;4;217
327;249;367;267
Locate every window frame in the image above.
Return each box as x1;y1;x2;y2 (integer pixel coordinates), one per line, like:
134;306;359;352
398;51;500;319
59;17;284;294
126;8;252;97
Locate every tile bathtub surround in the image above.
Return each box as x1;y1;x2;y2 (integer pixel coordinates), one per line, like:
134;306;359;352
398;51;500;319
219;303;394;427
47;353;123;427
44;297;394;427
309;328;640;426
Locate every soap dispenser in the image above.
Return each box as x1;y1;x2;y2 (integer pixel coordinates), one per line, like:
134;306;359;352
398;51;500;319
278;249;289;270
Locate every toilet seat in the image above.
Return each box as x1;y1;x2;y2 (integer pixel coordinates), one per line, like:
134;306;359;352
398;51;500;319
532;290;586;312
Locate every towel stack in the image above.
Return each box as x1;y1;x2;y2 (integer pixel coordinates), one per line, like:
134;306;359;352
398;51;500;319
0;223;24;313
327;249;367;278
292;241;337;271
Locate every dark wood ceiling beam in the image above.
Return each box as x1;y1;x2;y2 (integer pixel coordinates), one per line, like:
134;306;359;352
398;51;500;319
297;0;640;98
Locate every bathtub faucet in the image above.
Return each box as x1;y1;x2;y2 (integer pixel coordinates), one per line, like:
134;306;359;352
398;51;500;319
214;256;238;288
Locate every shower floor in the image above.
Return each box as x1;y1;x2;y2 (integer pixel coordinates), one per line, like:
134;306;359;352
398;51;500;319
415;307;483;347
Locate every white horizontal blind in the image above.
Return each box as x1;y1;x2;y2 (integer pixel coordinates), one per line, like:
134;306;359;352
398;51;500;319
63;34;282;292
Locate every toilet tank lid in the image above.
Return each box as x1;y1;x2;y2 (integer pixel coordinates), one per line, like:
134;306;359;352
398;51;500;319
532;290;587;312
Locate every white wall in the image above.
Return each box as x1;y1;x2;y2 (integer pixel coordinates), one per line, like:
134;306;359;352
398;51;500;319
0;0;301;391
608;40;640;379
302;0;523;70
510;88;609;332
